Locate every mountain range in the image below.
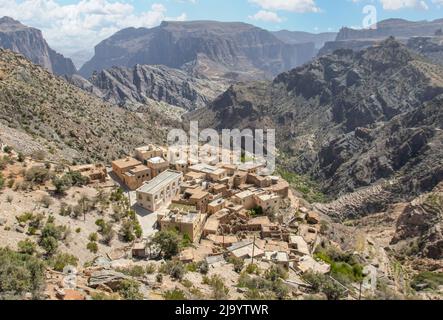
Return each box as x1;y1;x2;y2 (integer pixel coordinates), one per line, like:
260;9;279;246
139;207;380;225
0;17;76;76
79;20;318;81
189;38;443;217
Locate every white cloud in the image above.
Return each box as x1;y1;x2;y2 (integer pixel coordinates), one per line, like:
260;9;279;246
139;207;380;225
379;0;429;10
0;0;187;55
249;10;283;23
249;0;320;13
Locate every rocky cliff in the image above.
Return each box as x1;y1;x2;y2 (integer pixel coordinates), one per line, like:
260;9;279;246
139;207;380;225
82;64;227;111
190;38;443;213
80;21;309;80
0;16;76;76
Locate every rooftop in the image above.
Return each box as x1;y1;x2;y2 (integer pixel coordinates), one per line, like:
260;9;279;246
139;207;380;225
112;157;141;169
235;190;254;199
148;156;166;164
137;170;182;194
189;163;219;174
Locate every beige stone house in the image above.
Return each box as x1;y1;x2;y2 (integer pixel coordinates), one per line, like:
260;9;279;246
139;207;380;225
136;170;183;212
147;157;170;178
112;157;142;181
158;210;207;242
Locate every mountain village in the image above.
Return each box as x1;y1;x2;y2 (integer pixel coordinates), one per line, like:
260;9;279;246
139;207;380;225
0;141;390;300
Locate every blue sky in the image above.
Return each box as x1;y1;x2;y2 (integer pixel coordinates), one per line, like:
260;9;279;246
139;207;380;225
1;0;441;54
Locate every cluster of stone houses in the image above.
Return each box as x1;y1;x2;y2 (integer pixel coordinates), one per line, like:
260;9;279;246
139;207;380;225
111;144;329;275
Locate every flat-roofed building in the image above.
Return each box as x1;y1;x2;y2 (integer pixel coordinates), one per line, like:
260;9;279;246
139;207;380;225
232;190;255;210
147;156;169;178
134;145;164;163
188;163;227;182
237;163;265;174
123;165;151;190
254;193;281;213
208;198;226;215
112;157;142;182
184;171;206;182
136;170;183;212
69;164;107;184
173;188;211;213
158;211;207;242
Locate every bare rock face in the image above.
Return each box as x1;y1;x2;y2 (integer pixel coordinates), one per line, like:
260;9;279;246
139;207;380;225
391;184;443;260
191;38;443;213
86;64;227;111
0;16;76;76
80;21;310;80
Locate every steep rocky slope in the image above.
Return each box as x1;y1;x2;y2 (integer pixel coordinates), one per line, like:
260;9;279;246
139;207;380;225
190;38;443;212
391;182;443;260
0;49;176;163
70;64;227;111
0;16;76;76
80;21;310;81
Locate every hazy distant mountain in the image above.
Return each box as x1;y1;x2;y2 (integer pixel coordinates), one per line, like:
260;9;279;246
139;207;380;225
273;30;337;49
336;18;443;41
319;18;443;56
0;16;76;76
68;49;94;70
80;20;315;80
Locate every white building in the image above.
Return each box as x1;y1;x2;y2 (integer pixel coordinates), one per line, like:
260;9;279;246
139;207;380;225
136;170;183;212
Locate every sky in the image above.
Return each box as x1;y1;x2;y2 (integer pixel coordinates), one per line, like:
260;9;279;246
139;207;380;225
0;0;442;56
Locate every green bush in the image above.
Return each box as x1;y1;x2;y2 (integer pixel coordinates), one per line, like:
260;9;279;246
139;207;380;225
87;241;98;253
314;247;364;284
116;265;146;278
150;230;180;259
40;236;58;256
302;272;346;300
163;288;187;300
50;253;78;272
160;260;186;280
0;248;46;299
115;279;143;300
25;167;51;185
18;239;37;255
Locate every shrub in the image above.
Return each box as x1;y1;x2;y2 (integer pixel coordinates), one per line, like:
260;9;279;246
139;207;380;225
0;248;46;299
206;275;229;300
0;173;4;189
40;236;58;256
246;263;260;275
88;232;98;242
146;263;156;274
160;260;186;280
87;241;98;253
163;288;187;300
227;256;244;273
115;279;143;300
25;167;51;185
18;239;37;255
50;253;78;272
264;265;288;281
117;265;146;278
302;272;346;300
